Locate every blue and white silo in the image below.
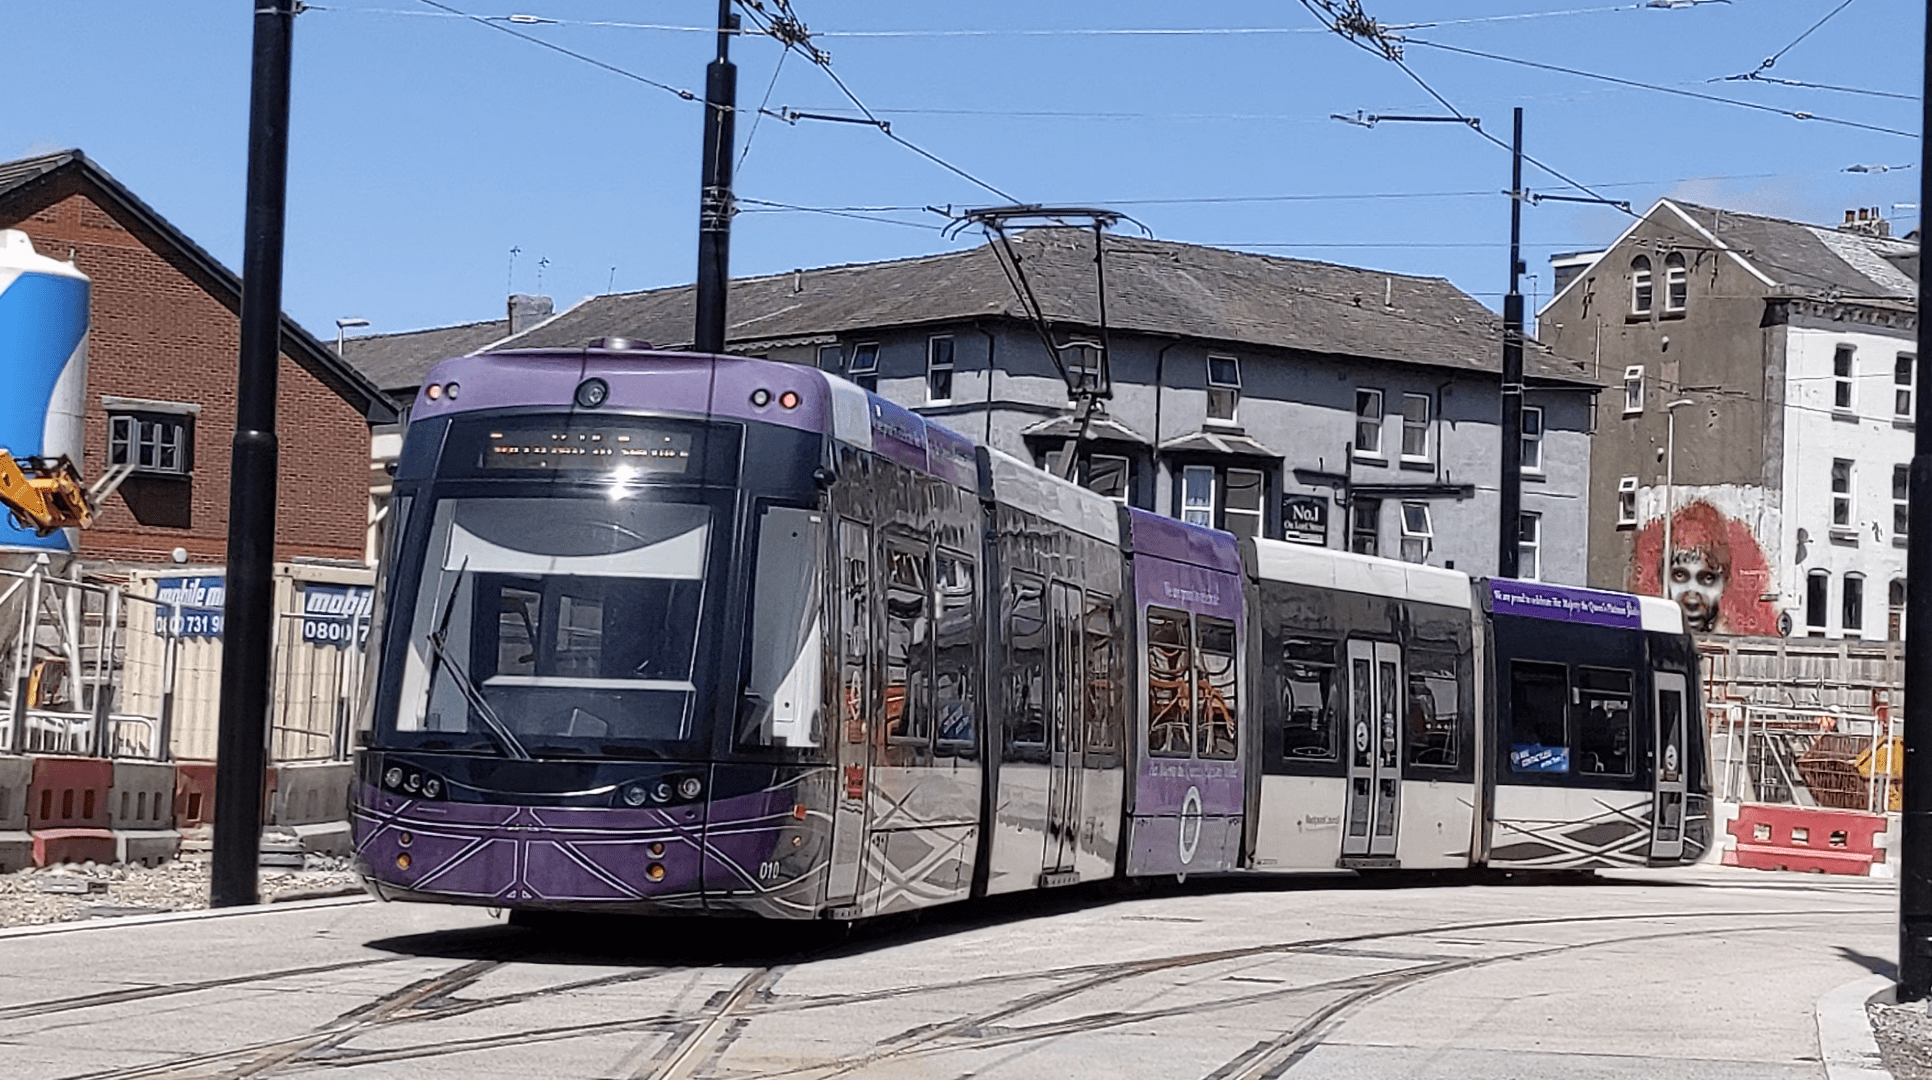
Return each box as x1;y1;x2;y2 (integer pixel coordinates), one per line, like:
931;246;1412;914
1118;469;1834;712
0;229;89;552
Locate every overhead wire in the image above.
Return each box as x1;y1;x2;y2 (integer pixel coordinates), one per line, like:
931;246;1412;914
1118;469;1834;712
735;48;789;171
407;0;697;101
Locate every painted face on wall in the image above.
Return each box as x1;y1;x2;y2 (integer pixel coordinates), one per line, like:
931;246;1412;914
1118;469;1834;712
1667;548;1726;633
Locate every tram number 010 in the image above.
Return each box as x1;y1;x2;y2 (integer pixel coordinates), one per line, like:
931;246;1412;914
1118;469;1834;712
757;861;783;882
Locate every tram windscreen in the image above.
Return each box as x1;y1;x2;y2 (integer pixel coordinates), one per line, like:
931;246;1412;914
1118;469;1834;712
390;496;711;754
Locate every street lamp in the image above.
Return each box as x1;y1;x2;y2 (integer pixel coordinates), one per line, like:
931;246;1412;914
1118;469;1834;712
334;317;369;356
1661;397;1696;597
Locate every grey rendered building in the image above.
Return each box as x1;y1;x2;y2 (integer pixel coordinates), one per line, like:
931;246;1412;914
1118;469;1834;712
349;231;1598;583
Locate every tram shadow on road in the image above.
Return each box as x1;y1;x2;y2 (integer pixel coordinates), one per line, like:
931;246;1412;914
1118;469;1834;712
361;866;1629;968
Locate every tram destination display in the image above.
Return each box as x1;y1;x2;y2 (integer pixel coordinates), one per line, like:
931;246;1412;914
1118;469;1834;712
482;423;694;473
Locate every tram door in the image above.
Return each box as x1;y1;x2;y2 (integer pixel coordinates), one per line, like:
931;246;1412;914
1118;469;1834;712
1650;672;1688;862
1341;640;1403;860
1044;581;1083;876
826;520;872;906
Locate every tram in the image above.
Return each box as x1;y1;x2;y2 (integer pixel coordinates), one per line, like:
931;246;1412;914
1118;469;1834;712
352;345;1711;919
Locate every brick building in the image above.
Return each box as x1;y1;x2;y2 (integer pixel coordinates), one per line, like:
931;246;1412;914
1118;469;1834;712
0;150;396;567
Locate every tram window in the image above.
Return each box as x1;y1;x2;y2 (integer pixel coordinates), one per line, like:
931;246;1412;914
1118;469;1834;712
1574;666;1633;777
1146;607;1193;757
1406;667;1460;769
1197;616;1239;760
1508;661;1570;774
495;585;540;678
933;552;977;750
1280;638;1338;762
838;520;870;747
740;506;828;749
1084;597;1120;754
1007;575;1048;748
883;539;932;743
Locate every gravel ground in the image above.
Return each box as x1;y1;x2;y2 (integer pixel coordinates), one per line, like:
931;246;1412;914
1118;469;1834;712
1872;1001;1932;1080
0;856;363;928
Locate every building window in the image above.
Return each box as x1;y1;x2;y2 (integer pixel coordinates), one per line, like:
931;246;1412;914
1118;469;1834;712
1181;466;1215;527
1834;345;1855;411
1224;468;1263;539
1630;255;1652;316
1066;342;1105;397
1892;579;1907;641
1400;393;1432;463
108;412;191;476
1399;502;1432;564
1617;476;1639;526
1623;366;1644;416
926;336;954;403
1354;389;1384;457
816;344;842;371
1207;355;1240;424
1664;252;1687;313
847;342;879;392
1896;464;1910;540
1518;512;1541;581
1350;497;1380;556
1088;454;1129;503
1844;573;1865;637
1521;405;1544;472
1898;354;1916;420
1832;458;1853;529
1806;570;1830;633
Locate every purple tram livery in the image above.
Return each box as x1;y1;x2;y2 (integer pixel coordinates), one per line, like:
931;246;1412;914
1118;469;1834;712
352;344;1709;920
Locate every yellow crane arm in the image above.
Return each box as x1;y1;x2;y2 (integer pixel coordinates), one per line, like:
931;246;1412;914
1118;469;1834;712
0;452;100;535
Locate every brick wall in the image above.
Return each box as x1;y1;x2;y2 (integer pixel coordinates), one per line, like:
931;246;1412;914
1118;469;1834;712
2;176;370;565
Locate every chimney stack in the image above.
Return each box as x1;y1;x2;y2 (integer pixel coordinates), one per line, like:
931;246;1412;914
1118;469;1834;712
508;293;553;335
1839;207;1893;238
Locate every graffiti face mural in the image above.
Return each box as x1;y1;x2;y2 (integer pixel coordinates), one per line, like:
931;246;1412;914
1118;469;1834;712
1628;499;1779;635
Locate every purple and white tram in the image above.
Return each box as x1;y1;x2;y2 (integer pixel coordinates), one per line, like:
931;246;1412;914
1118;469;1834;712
352;345;1708;920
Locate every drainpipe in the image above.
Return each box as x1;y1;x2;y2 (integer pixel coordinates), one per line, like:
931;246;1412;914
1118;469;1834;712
977;321;998;445
1152;339;1180;510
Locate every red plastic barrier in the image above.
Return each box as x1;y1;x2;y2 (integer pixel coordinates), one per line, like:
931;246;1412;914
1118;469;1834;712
29;757;115;866
1724;804;1887;876
173;762;279;829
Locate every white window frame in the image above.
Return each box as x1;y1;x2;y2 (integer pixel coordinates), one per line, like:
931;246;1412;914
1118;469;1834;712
1181;465;1216;527
1843;573;1865;638
1521;405;1544;473
925;335;955;404
1354;389;1384;459
1630;255;1653;316
1834;345;1855;412
1088;453;1130;504
1517;512;1542;581
1399;393;1432;464
1617;476;1639;526
1065;341;1104;398
1897;353;1916;421
1806;570;1831;634
847;341;880;389
1206;355;1241;425
1623;366;1645;416
1223;467;1264;539
1831;458;1854;532
1896;464;1911;543
1398;501;1433;564
108;412;190;476
1663;252;1687;313
1892;579;1908;641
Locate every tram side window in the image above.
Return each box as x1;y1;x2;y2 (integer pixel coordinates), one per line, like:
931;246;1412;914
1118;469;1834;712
838;521;870;747
1574;667;1634;777
883;539;932;743
1280;637;1338;762
1146;607;1193;757
933;552;977;752
496;584;540;678
1197;616;1239;760
1508;661;1570;774
1006;574;1048;748
1084;597;1120;755
1406;653;1461;769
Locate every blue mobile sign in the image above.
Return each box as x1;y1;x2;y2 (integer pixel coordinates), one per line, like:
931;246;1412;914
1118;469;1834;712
154;576;225;639
302;583;374;648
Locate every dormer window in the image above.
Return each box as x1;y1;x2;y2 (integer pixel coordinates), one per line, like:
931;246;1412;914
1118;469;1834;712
1630;255;1653;316
1664;252;1687;313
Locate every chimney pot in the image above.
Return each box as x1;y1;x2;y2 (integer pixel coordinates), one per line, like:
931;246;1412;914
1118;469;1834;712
1846;210;1857;224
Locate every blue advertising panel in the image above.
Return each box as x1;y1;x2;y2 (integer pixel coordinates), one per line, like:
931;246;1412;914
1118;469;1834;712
154;576;224;638
301;583;374;648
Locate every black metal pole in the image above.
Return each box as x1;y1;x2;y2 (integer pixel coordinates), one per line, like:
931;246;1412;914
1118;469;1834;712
1896;0;1932;1001
1497;107;1525;579
693;0;737;354
210;0;296;909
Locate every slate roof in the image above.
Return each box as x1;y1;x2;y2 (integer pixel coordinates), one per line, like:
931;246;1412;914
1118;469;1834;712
0;150;398;423
480;230;1592;387
343;319;510;394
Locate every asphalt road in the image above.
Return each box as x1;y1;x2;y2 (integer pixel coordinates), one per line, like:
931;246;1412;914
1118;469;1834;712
0;865;1896;1080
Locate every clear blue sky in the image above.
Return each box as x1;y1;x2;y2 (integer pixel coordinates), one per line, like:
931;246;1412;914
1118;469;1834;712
6;0;1922;339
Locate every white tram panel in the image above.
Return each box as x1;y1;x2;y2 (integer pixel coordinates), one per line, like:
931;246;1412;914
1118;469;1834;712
1248;539;1478;873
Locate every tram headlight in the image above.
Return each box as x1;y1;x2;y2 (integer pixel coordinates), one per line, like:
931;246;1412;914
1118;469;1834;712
652;781;674;803
404;773;422;793
425;383;442;401
421;777;442;799
621;783;650;808
750;388;771;408
444;381;460;401
383;766;404;790
678;776;703;800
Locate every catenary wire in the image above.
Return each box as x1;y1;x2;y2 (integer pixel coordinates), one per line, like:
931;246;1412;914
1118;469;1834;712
408;0;697;101
736;49;789;172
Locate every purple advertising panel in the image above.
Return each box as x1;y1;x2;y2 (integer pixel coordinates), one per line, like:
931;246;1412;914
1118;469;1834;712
1126;507;1241;575
923;423;979;490
868;396;930;474
1489;580;1641;629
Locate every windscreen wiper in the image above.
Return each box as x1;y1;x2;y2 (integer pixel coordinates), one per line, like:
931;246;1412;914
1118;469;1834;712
422;557;532;761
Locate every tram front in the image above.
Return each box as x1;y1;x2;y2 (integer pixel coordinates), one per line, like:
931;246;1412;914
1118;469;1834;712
354;348;839;918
